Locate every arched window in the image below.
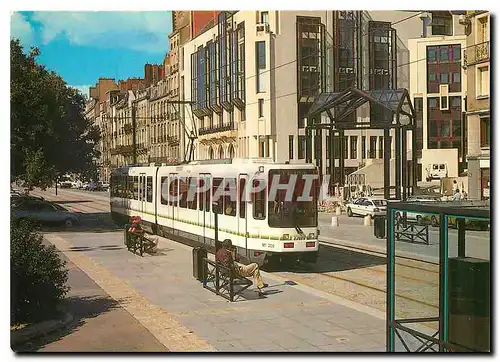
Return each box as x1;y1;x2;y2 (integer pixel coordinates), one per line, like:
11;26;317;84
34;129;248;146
228;144;235;159
208;147;214;160
218;145;224;159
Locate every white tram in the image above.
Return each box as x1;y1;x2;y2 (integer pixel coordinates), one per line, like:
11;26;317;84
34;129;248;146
110;158;319;266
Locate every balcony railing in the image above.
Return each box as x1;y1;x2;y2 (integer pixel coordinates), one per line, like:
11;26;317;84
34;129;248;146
198;122;236;136
464;41;489;66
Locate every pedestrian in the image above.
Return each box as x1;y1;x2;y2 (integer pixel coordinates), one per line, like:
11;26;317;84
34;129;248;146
452;189;461;202
215;239;268;296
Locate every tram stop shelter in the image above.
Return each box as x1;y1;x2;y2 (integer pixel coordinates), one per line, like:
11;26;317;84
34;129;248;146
386;200;491;352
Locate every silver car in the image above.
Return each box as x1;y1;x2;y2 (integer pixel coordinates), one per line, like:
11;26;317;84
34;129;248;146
12;199;80;227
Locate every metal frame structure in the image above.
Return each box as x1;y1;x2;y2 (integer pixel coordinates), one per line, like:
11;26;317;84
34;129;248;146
386;200;490;352
306;86;416;200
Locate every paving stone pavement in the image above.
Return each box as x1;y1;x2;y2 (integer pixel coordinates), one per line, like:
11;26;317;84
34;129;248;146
44;231;387;352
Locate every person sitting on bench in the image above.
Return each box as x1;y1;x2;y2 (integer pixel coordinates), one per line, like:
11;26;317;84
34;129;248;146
215;239;268;295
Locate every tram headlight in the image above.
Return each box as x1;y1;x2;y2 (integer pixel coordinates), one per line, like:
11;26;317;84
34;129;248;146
308;233;315;239
282;234;290;240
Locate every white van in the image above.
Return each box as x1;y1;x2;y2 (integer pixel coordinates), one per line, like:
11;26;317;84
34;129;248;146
426;163;448;181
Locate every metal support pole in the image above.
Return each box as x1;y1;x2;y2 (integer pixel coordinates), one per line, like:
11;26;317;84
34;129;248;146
329;128;335;194
305;127;312;163
214;201;219;253
339;129;345;188
395;126;401;200
55;177;58;196
383;128;391;200
402;126;407;202
411;125;418;196
315;128;322;171
438;213;448;352
458;218;466;258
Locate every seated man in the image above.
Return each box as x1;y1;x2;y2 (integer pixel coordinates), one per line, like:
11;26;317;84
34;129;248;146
215;239;268;295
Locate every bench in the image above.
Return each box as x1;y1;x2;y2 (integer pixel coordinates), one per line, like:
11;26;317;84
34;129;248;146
202;258;253;302
124;228;158;256
395;222;430;245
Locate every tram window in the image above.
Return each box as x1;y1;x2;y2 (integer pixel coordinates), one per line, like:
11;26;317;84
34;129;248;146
161;177;168;205
205;178;211;212
169;177;178;206
188;177;198;210
252;179;266;220
133;176;139;200
224;178;236;217
198;178;205;211
127;176;133;199
212;178;223;214
146;177;153;202
179;178;188;208
239;178;246;218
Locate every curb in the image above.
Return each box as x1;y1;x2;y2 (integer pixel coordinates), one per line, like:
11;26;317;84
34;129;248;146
11;311;74;346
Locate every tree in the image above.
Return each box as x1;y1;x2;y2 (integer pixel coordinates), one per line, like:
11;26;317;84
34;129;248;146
10;39;100;189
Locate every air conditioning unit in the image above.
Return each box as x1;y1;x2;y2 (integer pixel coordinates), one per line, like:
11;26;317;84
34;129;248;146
459;14;470;26
256;23;270;33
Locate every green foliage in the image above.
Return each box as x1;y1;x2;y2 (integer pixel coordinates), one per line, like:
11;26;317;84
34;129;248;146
10;39;100;189
11;218;69;324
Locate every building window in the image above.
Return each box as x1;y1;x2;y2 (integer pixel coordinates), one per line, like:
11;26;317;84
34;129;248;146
361;136;366;159
343;136;349;159
480;117;490;147
478;66;489;97
289;135;294;159
369;136;377;158
260;11;269;24
440;96;448;110
431;11;452;36
427;44;462;93
378;137;383;159
259;139;265;157
350;136;358;159
478;16;489;43
298;135;306;159
427;95;462;151
258;99;264;118
256;41;266;93
297;16;323;102
297;103;310;129
414;97;424;158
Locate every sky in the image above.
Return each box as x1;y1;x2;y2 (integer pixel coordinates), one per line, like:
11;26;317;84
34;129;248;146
10;11;173;97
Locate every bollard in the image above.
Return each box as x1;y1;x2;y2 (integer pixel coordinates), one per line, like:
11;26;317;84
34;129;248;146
335;206;341;216
331;216;339;227
364;215;372;226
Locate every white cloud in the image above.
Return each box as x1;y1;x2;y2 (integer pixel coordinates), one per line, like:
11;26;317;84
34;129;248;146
10;12;35;48
31;11;172;54
70;84;92;99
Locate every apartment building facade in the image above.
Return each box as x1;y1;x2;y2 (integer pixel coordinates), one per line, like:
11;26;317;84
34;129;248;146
408;11;467;181
181;10;416;186
463;11;490;200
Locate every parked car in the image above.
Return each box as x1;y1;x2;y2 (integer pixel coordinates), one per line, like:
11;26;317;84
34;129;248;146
394;198;440;225
346;197;387;218
60;181;72;188
12;199;80;227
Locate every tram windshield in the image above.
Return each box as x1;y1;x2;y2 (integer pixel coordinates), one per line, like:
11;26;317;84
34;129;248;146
268;169;318;228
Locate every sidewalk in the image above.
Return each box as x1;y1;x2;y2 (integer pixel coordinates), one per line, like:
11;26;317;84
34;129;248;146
14;246;168;352
43;230;386;352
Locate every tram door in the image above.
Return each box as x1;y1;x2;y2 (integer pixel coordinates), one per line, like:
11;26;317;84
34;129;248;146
199;173;212;247
138;173;146;216
238;174;249;260
168;173;177;232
